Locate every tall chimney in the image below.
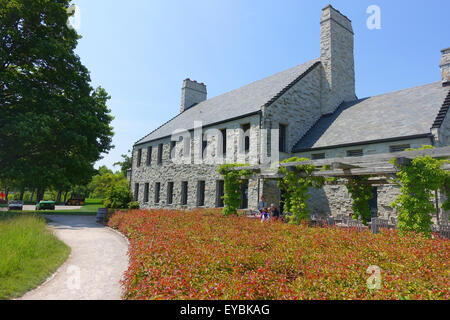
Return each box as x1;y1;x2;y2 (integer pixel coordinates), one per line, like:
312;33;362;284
440;47;450;86
180;79;207;113
320;5;356;114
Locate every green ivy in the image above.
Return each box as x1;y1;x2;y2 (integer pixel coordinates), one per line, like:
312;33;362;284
391;146;449;238
278;157;326;225
218;164;252;216
345;176;373;225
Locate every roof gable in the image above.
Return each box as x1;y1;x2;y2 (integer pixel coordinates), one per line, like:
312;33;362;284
135;59;320;145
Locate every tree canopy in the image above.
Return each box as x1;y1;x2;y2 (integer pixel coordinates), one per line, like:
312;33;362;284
0;0;114;192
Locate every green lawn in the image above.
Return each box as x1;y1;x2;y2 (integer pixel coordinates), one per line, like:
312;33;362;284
12;198;104;216
0;212;70;299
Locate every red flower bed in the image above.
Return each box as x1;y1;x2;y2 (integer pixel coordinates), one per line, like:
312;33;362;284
109;209;449;300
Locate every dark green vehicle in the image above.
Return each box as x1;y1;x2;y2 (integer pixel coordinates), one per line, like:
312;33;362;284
35;200;56;211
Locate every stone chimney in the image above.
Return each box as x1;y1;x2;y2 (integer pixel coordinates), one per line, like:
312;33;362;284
180;79;207;113
440;48;450;86
320;5;356;114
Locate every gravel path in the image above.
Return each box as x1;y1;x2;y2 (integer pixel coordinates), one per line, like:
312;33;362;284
20;215;129;300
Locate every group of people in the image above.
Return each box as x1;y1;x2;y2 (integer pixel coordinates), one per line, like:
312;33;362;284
257;197;281;222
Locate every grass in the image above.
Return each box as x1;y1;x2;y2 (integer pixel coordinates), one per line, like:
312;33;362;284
0;212;70;299
8;198;104;216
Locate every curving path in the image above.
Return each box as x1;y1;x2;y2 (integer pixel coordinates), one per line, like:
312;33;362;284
20;215;129;300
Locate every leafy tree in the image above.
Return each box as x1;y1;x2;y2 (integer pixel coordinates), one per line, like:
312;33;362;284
391;146;449;238
0;0;114;193
88;166;126;198
114;151;132;176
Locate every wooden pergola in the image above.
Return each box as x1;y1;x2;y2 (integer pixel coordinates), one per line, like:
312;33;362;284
236;146;450;185
233;146;450;232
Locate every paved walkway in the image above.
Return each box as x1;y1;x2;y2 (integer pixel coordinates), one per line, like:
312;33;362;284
20;215;129;300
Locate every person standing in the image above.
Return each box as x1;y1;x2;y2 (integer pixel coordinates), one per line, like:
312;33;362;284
270;204;280;220
258;197;267;213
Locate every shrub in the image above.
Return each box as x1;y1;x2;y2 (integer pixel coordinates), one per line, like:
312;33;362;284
109;209;449;300
128;201;140;210
103;181;132;209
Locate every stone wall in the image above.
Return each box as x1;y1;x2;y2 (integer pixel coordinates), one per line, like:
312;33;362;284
131;114;261;210
262;65;322;155
433;112;450;147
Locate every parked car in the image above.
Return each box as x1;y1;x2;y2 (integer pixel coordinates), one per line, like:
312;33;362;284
8;200;24;211
35;200;56;211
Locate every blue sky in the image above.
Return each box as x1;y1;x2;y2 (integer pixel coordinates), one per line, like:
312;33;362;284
72;0;450;170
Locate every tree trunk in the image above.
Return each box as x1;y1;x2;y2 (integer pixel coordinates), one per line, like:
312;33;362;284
5;187;9;202
30;190;35;203
64;191;69;203
19;188;25;201
37;189;44;202
57;190;62;203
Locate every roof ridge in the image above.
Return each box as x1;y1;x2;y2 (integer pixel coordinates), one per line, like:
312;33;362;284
358;81;442;101
133;111;185;146
431;88;450;129
134;58;321;146
262;60;321;110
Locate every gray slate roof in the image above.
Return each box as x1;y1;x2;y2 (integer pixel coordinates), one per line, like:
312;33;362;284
136;59;320;145
293;81;450;152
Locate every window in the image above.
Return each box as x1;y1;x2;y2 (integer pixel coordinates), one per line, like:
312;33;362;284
137;149;142;167
169;141;176;159
181;181;188;205
154;182;161;204
144;183;149;203
220;129;227;157
202;134;208;159
347;149;363;157
146;147;152;166
134;183;139;201
197;181;206;207
167;182;174;205
157;144;163;165
279;124;287;153
241;123;251;153
240;180;249;209
216;181;225;208
390;144;410;153
312;153;325;160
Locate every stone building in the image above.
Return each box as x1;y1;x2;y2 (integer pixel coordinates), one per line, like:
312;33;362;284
130;5;450;220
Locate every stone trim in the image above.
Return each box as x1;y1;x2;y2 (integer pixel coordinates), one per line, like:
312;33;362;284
432;89;450;129
262;61;321;110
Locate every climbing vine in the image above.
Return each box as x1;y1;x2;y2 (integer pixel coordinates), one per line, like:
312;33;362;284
345;176;374;225
391;146;450;238
278;157;327;225
218;164;252;216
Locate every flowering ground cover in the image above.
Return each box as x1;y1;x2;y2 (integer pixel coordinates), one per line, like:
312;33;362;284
108;209;449;300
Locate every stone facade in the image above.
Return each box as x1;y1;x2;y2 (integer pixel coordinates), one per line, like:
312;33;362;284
131;114;261;210
130;5;449;224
